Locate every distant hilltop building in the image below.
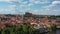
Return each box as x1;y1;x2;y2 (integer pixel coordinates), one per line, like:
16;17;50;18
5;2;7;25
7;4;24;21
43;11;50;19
24;12;34;17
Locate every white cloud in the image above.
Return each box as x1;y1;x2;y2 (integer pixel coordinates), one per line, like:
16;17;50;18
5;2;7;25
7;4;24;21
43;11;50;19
0;0;50;8
51;9;60;15
42;1;60;15
28;3;34;6
0;0;60;15
43;1;60;11
8;5;17;11
21;8;31;12
19;0;51;8
29;0;50;4
0;5;19;14
0;0;20;4
35;1;50;4
52;1;60;6
0;0;18;2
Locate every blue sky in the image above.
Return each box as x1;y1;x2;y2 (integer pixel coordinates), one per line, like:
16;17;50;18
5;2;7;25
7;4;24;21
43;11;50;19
0;0;60;15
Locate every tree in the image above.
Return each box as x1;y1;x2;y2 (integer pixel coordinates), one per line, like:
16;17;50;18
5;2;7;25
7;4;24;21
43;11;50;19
50;24;57;31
